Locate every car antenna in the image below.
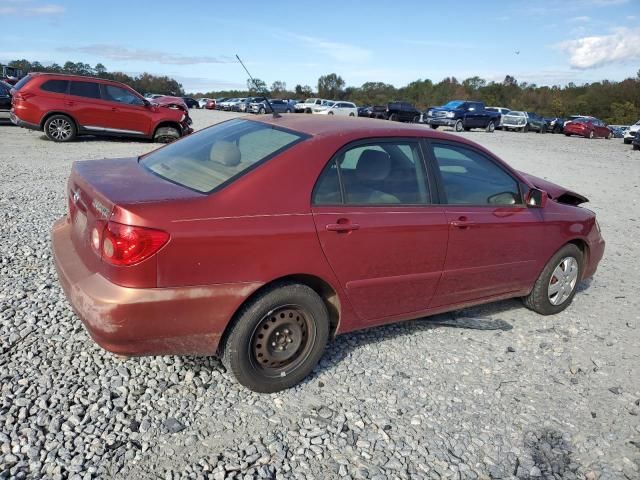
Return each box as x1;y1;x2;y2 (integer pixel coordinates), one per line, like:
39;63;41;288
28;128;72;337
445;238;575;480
235;54;280;119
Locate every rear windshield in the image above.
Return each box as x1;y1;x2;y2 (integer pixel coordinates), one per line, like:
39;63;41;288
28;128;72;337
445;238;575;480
12;75;34;91
141;119;307;193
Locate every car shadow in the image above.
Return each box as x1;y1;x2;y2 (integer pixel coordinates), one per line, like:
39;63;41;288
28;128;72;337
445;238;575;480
36;134;152;144
177;284;594;388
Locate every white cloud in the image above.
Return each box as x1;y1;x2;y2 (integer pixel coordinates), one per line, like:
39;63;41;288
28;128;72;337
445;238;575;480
0;1;64;15
58;45;235;65
557;27;640;69
569;16;591;23
284;33;371;62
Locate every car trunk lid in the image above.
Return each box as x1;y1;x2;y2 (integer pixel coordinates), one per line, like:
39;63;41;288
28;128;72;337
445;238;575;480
66;158;203;286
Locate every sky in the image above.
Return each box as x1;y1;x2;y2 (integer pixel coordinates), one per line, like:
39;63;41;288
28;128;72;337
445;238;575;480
1;0;639;93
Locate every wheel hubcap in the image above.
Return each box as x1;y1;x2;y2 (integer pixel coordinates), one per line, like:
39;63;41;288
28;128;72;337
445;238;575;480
48;119;71;140
548;257;579;305
251;305;314;375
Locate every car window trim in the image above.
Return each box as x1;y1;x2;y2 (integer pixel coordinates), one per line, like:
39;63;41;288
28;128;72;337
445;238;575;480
422;138;527;208
311;136;435;208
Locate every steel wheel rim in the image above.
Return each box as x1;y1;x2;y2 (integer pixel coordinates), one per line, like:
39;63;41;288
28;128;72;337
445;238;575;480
548;256;579;305
48;118;72;140
249;305;316;378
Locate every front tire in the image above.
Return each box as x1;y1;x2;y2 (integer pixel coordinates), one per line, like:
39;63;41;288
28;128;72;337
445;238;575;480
44;115;77;142
259;107;266;115
454;120;464;132
222;283;330;393
523;244;583;315
588;130;594;139
153;126;180;143
389;113;398;122
430;124;439;129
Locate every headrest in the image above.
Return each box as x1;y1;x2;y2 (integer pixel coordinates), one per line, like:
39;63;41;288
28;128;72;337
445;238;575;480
355;149;391;181
210;141;241;167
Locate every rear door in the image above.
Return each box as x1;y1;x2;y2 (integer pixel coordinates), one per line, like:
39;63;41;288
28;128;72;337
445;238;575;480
312;138;448;322
426;140;543;307
67;80;112;130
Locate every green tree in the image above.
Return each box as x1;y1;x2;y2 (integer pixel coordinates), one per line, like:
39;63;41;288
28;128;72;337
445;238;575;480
247;78;267;93
317;73;345;99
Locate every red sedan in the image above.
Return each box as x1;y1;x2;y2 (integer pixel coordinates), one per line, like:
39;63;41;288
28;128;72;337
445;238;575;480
52;116;605;392
205;99;216;110
564;117;612;139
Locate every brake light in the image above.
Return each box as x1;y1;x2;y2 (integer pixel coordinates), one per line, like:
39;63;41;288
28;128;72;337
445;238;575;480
100;221;169;266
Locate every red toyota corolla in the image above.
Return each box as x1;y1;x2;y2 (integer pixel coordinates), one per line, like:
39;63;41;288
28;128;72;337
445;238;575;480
52;116;605;392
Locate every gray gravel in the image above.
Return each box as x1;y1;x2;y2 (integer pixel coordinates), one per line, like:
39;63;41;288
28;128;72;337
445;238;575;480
1;110;639;479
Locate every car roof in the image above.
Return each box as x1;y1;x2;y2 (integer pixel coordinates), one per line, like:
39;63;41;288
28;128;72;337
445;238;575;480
250;115;472;142
25;71;135;89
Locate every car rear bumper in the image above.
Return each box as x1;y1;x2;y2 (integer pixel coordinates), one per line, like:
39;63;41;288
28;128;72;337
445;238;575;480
10;111;39;130
52;218;260;356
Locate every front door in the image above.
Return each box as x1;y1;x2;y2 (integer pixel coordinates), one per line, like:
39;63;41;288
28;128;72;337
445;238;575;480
311;139;449;322
100;84;152;136
427;141;543;307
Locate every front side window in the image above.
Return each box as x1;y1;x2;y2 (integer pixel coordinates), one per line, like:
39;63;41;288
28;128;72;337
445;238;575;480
432;143;521;206
102;85;144;105
40;79;68;94
69;81;101;99
141;119;306;193
313;140;430;205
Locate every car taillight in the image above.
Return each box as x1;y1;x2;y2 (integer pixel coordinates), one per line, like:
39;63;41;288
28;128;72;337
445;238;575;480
100;221;169;266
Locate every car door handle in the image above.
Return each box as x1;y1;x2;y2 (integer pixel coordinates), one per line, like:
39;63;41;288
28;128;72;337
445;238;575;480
450;220;477;228
65;101;75;106
326;223;360;232
111;107;119;112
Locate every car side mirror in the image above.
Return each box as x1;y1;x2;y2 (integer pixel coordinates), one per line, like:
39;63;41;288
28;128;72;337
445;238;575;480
526;188;548;208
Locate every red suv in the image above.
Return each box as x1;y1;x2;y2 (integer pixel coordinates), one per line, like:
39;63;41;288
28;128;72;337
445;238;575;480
10;73;193;142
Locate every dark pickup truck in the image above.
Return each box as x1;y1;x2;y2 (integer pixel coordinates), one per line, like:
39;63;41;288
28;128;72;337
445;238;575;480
425;100;501;132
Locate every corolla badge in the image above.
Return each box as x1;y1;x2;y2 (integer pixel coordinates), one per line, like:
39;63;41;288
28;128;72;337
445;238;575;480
92;199;110;218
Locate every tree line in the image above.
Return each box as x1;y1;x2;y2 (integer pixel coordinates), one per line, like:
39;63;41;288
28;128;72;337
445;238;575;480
198;71;640;125
6;59;640;124
6;59;184;96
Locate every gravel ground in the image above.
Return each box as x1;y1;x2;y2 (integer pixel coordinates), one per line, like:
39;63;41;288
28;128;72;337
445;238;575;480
0;110;639;480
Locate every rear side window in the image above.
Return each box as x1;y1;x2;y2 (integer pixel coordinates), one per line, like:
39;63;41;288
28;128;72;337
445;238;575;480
141;119;306;193
69;81;101;99
40;79;68;94
313;140;430;205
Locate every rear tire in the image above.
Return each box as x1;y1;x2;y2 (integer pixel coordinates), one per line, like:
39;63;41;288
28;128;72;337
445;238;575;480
430;124;439;129
624;138;632;144
633;144;640;150
222;283;330;393
523;244;583;315
389;113;398;122
44;114;77;142
522;124;529;133
153;126;180;143
486;121;495;133
588;130;594;139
